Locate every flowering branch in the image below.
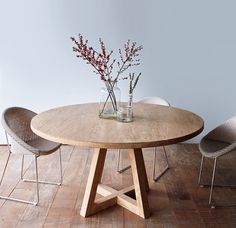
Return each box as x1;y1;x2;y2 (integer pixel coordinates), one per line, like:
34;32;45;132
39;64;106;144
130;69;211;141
70;34;143;116
117;40;143;77
70;34;115;81
70;34;143;82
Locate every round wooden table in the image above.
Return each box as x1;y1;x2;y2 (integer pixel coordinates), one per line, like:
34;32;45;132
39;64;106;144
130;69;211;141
31;103;204;218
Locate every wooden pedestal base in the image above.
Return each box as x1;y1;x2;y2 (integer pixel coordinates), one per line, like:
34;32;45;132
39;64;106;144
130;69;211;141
80;148;150;219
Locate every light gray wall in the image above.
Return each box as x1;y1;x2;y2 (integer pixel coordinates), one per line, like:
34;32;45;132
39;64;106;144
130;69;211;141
0;0;236;143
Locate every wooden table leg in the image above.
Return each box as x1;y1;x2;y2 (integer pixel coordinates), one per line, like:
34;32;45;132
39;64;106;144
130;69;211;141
80;148;113;217
80;147;150;219
136;148;149;192
128;148;150;218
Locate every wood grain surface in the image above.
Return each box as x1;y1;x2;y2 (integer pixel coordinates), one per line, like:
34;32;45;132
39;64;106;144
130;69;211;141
31;103;204;149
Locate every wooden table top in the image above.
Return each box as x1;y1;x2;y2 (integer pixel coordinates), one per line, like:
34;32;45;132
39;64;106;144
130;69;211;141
31;103;204;149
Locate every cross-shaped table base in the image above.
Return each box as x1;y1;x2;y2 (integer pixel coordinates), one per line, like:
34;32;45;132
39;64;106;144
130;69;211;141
80;148;150;219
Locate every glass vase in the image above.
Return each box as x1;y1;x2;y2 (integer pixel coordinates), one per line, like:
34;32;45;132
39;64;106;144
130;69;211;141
117;92;133;123
99;81;121;119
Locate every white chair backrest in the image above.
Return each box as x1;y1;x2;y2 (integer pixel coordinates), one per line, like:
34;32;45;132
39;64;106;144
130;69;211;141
138;97;170;107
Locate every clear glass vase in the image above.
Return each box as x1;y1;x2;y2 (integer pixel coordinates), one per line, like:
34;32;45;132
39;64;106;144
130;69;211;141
99;81;121;119
117;92;133;123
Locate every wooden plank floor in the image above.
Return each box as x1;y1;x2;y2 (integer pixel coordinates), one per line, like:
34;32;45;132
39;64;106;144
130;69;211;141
0;144;236;227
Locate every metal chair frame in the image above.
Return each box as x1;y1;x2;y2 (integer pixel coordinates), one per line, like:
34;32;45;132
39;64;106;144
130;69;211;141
117;97;170;181
198;154;236;208
117;146;170;181
198;155;217;208
198;115;236;208
0;131;63;205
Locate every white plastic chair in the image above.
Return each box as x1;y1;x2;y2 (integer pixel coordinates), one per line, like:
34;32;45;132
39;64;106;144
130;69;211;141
198;116;236;208
0;107;63;205
117;97;170;181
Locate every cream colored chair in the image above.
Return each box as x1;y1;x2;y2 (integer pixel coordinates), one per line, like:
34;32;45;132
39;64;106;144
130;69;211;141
198;116;236;208
0;107;63;205
117;97;170;181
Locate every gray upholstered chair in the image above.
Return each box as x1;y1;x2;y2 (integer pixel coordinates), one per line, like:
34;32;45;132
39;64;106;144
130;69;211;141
117;97;170;181
198;116;236;207
0;107;63;205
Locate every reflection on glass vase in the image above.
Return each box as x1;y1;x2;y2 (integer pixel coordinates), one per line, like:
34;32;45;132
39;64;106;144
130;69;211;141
99;81;121;119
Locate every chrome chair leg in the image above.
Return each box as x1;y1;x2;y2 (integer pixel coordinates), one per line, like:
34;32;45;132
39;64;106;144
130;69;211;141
198;156;236;207
34;155;39;205
0;152;11;186
209;158;217;208
0;132;37;204
198;156;235;187
116;149;131;173
153;147;157;180
59;147;63;184
0;152;38;205
0;132;12;186
22;148;63;186
163;146;170;167
21;155;24;180
153;146;170;182
198;155;204;185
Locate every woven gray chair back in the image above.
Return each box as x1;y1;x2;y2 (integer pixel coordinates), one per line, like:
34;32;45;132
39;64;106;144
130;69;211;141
1;107;39;150
205;116;236;144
